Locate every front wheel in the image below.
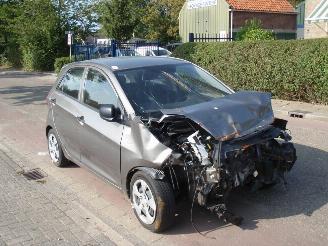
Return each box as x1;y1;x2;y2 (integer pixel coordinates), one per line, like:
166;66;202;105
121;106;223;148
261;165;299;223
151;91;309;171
47;129;69;167
130;171;175;232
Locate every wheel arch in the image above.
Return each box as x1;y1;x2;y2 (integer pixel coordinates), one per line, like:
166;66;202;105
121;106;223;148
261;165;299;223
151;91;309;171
46;125;53;137
125;166;165;198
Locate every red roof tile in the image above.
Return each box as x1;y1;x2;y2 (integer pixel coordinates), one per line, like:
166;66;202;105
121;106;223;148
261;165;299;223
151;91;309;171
226;0;295;13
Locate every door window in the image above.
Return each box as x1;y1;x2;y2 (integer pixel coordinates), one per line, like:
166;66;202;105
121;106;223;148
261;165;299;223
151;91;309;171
83;69;118;110
57;67;84;99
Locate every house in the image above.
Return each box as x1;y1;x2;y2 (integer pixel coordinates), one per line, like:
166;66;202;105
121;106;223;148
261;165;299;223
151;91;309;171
304;0;328;39
179;0;297;42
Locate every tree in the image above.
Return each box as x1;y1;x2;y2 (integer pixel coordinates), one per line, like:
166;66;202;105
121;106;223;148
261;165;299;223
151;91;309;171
142;0;184;43
236;19;274;41
99;0;138;41
13;0;66;70
288;0;304;7
0;0;22;66
54;0;100;43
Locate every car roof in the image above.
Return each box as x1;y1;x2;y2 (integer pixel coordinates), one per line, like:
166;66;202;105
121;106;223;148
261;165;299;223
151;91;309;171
77;56;188;71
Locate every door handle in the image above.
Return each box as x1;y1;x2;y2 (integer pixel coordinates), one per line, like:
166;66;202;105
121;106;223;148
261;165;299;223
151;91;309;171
76;115;85;125
49;98;56;104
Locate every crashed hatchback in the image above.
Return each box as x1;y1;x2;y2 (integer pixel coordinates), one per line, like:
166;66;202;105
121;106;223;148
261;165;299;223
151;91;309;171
46;57;297;232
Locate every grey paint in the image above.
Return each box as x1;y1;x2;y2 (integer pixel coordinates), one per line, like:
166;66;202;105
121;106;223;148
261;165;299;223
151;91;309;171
47;57;177;192
51;86;85;162
160;91;274;140
46;57;275;196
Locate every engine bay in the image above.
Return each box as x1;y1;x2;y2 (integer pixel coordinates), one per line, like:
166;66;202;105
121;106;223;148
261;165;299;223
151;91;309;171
143;115;297;225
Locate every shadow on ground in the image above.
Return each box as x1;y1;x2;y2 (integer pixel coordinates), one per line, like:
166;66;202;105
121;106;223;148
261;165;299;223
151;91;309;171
0;85;52;105
162;143;328;235
0;70;54;79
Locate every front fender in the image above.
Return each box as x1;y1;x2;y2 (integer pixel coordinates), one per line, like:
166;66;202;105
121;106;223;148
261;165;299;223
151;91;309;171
125;166;165;197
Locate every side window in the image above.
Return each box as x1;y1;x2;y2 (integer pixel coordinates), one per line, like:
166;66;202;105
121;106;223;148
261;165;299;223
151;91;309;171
83;69;118;110
57;68;84;99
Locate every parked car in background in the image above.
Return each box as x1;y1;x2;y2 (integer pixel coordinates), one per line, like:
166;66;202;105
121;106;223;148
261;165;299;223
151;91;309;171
166;42;183;52
135;46;171;57
46;57;296;232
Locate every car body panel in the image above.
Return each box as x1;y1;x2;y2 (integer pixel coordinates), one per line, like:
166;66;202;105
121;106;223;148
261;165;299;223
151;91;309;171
120;119;173;189
77;103;124;186
51;90;84;161
46;57;296;204
160;91;274;141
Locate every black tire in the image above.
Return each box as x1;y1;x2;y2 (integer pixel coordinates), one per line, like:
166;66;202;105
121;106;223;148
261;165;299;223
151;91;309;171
47;129;69;167
130;171;175;232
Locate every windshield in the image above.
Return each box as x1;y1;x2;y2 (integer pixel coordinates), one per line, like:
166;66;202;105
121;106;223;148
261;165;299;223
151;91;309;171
114;63;232;116
153;49;170;56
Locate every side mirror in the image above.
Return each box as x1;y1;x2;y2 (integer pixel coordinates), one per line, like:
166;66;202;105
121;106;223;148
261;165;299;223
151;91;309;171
99;104;119;121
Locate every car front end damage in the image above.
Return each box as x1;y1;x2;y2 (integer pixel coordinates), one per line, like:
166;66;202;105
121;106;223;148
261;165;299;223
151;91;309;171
141;91;297;225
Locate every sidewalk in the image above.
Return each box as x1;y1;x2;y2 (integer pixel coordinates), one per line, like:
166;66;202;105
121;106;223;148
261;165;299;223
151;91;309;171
272;99;328;121
0;141;137;246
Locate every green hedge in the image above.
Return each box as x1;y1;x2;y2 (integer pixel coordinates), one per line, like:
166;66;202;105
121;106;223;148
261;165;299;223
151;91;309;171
172;39;328;104
54;56;72;73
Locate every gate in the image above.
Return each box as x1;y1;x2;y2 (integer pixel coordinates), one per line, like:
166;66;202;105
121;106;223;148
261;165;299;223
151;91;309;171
73;41;161;61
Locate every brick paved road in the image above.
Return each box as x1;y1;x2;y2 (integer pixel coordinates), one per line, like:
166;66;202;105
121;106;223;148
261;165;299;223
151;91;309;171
0;138;147;246
0;144;119;246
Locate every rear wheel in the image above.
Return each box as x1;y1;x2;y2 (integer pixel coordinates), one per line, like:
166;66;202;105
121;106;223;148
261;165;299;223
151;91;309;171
47;129;69;167
130;171;175;232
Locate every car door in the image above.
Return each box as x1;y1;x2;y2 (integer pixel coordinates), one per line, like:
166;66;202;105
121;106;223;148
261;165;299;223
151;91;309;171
51;67;85;162
78;67;124;186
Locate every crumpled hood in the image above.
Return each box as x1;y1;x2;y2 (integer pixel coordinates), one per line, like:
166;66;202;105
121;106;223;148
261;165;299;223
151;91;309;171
160;91;275;141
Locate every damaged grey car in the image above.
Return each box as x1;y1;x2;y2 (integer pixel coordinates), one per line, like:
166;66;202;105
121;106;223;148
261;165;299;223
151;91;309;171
46;57;297;232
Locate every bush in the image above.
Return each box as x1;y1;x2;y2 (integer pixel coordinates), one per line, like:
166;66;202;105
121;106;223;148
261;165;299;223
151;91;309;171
54;57;72;73
236;19;274;41
172;39;328;104
0;42;22;68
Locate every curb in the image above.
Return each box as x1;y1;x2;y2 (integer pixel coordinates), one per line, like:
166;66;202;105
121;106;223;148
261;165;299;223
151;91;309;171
0;70;56;76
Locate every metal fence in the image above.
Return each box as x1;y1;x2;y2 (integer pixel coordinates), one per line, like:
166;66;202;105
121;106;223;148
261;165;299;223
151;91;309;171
189;33;233;42
73;41;161;61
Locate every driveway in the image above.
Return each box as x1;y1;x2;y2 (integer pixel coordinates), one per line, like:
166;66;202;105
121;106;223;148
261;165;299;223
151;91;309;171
0;70;327;245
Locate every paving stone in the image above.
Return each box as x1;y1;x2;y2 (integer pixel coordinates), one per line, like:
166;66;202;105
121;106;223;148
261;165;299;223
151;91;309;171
0;143;142;246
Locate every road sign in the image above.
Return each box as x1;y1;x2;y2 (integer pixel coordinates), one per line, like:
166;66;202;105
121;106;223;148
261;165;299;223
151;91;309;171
67;33;73;46
65;31;74;61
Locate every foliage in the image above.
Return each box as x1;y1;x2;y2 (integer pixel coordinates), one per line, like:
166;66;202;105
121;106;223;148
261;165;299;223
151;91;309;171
99;0;138;41
54;56;72;73
12;0;67;71
98;0;184;42
0;0;22;67
172;39;328;104
141;0;184;43
288;0;304;7
0;0;100;70
236;19;274;41
54;0;100;43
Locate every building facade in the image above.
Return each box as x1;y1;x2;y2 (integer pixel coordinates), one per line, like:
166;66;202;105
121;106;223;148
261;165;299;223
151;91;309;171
304;0;328;39
179;0;297;42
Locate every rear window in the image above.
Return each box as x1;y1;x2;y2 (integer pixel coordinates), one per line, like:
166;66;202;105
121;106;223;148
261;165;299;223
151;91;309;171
57;68;84;99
